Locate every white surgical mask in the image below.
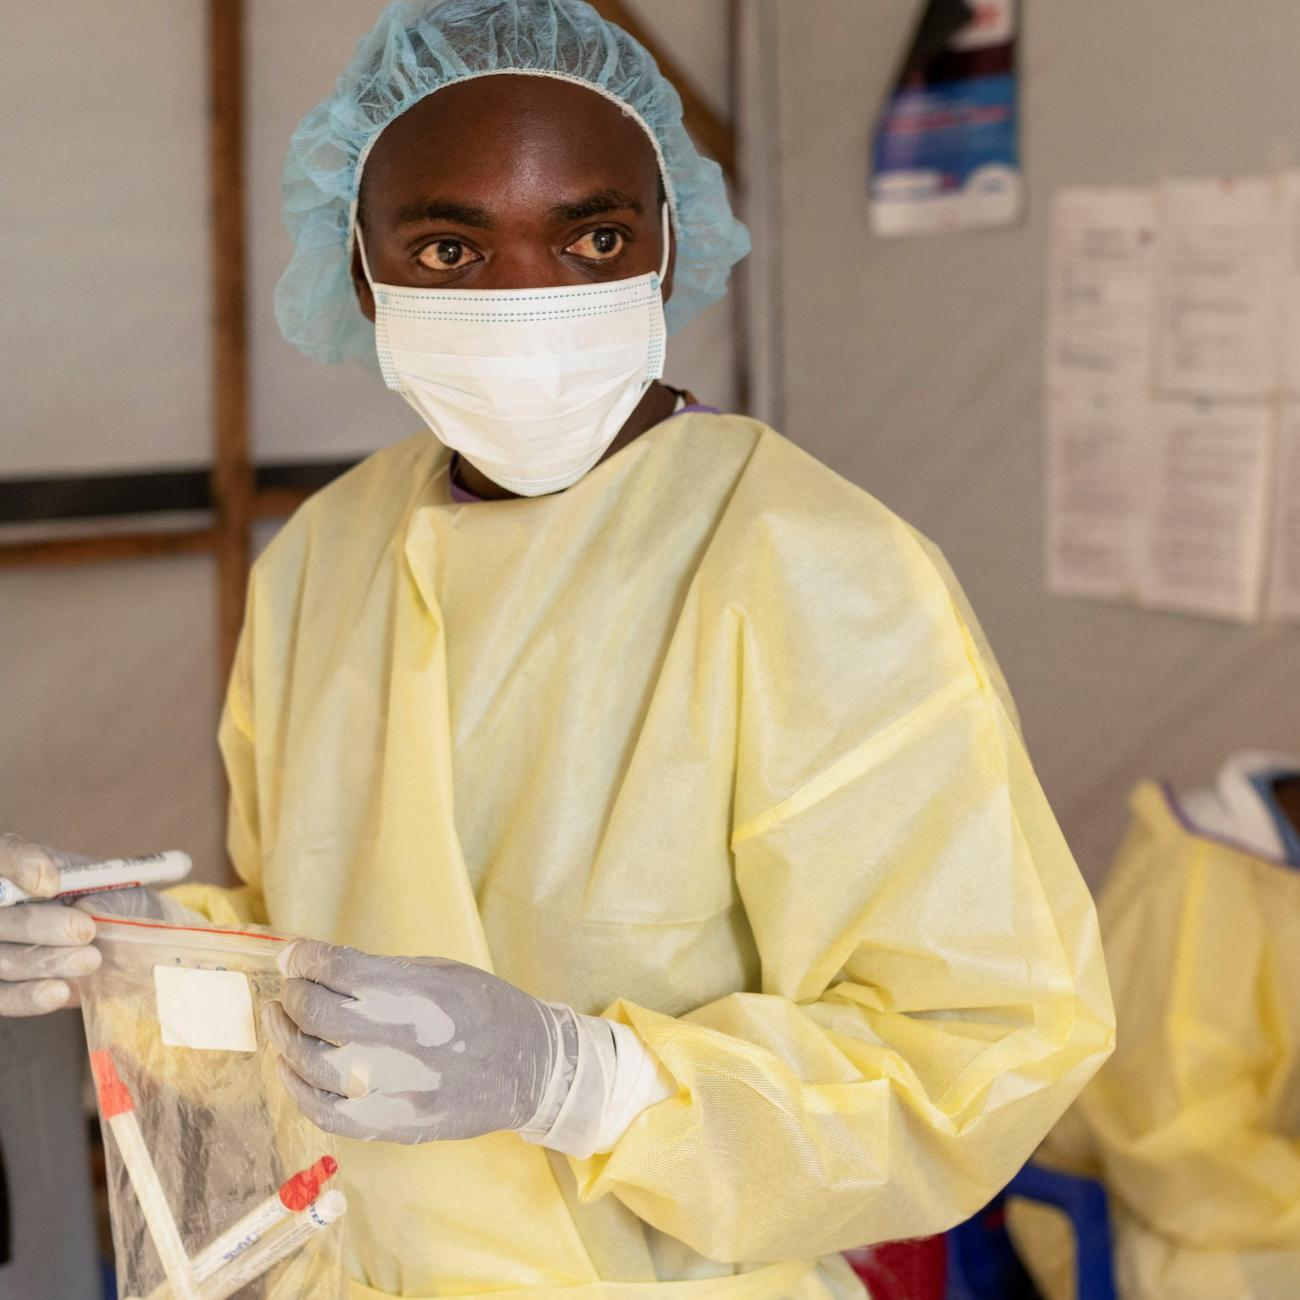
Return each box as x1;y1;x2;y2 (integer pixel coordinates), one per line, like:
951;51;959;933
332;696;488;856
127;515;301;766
357;207;670;497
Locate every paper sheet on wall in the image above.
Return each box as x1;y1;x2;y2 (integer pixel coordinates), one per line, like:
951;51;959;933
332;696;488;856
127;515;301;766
1046;186;1157;390
1046;178;1300;622
1267;405;1300;622
1153;176;1282;399
1045;187;1156;598
1280;173;1300;397
1139;400;1272;622
1046;388;1149;599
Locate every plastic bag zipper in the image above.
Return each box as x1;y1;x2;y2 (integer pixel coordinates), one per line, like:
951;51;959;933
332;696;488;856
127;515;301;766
88;915;289;963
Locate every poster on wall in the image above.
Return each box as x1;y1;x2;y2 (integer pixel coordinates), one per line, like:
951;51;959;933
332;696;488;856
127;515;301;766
869;0;1021;238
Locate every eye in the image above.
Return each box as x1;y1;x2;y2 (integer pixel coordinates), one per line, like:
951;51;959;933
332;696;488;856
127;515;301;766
566;227;626;261
416;238;480;271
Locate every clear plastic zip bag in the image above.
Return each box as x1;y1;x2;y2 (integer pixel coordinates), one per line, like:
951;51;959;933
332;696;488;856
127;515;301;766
79;915;350;1300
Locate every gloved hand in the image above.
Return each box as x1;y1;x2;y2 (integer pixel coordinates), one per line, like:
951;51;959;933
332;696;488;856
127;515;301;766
0;833;190;1017
264;940;579;1145
0;833;98;1016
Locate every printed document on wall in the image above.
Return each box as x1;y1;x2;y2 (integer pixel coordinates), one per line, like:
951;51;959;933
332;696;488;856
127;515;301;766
1280;173;1300;396
1140;400;1273;622
1046;388;1150;598
1153;176;1282;399
1045;186;1156;598
1267;406;1300;622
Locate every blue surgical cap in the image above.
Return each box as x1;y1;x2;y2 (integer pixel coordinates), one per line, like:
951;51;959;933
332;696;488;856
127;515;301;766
275;0;751;366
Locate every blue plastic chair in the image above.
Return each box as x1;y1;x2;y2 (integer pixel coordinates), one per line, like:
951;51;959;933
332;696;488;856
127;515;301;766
947;1163;1118;1300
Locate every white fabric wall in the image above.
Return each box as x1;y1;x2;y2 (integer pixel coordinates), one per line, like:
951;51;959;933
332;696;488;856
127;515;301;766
752;0;1300;884
247;1;400;464
2;2;210;473
0;2;736;883
0;559;227;871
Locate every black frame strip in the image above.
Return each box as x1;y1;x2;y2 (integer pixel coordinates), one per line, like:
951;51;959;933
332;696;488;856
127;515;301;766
0;461;358;525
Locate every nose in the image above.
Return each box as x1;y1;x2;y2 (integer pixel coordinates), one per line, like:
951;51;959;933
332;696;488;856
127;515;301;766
476;247;584;291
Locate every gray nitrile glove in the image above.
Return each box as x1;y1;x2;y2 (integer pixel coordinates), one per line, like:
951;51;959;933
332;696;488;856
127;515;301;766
264;939;581;1145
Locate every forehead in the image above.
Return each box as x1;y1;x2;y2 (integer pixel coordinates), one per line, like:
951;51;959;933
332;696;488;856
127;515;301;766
360;74;664;212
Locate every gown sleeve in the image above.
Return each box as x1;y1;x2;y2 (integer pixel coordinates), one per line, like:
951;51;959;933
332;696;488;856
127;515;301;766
571;497;1115;1263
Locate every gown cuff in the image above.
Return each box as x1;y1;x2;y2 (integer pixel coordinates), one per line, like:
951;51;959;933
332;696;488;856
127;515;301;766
521;1012;675;1159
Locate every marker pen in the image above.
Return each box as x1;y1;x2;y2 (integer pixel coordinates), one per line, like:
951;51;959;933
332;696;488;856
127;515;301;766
139;1156;339;1299
0;851;192;906
91;1050;201;1300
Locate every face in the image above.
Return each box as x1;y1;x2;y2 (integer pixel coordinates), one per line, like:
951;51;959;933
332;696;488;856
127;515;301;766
351;74;674;313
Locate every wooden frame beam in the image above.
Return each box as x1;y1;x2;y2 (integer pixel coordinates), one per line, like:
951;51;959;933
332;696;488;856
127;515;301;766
0;469;324;569
209;0;253;684
0;529;221;570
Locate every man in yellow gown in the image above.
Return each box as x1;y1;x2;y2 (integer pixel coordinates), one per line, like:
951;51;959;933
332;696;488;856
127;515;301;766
1011;756;1300;1300
0;2;1113;1296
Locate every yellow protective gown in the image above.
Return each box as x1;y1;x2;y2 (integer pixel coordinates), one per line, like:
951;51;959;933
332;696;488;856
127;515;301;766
1009;783;1300;1300
176;412;1113;1300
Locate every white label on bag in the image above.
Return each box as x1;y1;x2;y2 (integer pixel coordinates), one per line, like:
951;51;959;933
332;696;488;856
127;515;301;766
154;966;257;1052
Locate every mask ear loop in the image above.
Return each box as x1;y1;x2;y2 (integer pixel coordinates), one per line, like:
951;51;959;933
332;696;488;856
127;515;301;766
656;201;672;285
352;221;404;390
354;223;378;289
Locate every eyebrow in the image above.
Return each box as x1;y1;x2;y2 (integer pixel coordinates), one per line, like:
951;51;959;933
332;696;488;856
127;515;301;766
389;187;645;232
547;188;645;222
393;198;497;229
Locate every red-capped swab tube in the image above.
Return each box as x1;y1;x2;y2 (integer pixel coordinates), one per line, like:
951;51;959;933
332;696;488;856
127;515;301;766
139;1155;339;1298
90;1051;201;1300
199;1190;348;1300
